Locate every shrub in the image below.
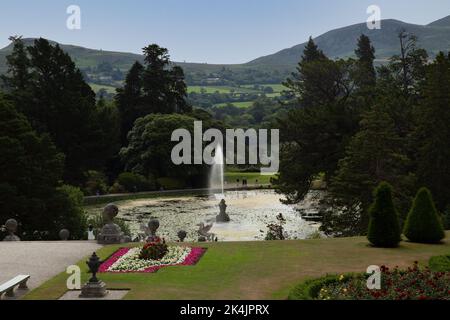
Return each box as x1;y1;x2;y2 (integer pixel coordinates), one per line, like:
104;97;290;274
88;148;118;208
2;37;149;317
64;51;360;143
295;263;450;300
139;238;168;260
117;172;155;193
109;182;126;194
429;254;450;272
288;274;354;300
87;213;132;239
156;177;186;190
367;182;401;248
83;170;108;196
47;185;88;240
265;213;286;240
443;206;450;230
403;188;445;244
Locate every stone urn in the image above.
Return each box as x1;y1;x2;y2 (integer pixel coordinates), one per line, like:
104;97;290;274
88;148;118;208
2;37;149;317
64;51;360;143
177;230;187;242
3;219;20;241
216;199;230;223
97;204;124;244
146;219;160;242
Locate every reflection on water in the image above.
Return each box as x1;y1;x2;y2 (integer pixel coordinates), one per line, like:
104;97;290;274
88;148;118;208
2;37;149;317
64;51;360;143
86;190;320;242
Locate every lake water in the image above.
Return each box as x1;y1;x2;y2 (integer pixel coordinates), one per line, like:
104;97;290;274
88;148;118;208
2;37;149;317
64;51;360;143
86;189;321;242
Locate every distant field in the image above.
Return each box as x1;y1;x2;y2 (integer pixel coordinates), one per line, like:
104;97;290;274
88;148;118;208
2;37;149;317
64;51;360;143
214;101;254;109
188;85;258;94
89;83;118;94
225;172;276;186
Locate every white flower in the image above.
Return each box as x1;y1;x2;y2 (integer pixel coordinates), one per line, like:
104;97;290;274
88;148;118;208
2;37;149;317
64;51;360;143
108;246;192;272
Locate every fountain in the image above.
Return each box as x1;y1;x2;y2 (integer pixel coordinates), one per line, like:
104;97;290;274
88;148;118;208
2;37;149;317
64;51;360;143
209;144;225;199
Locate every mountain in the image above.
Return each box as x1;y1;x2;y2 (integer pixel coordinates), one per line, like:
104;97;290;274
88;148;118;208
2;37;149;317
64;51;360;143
1;15;450;85
0;38;288;86
247;17;450;66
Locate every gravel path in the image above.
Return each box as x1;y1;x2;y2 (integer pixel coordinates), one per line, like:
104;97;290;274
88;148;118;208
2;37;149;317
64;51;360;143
0;241;102;299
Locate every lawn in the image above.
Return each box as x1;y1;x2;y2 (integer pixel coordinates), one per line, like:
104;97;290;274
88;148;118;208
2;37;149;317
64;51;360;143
24;233;450;300
89;83;118;94
225;172;275;185
188;86;257;94
214;101;254;109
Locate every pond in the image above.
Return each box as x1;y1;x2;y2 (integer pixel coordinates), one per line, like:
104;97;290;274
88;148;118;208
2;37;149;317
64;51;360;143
85;189;321;242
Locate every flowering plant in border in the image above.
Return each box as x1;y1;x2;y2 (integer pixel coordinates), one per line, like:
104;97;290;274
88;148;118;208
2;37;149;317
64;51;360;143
139;237;168;260
318;262;450;300
99;245;206;273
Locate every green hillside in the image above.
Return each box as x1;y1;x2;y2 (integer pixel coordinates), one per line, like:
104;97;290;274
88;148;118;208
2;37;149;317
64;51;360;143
248;17;450;66
1;16;450;85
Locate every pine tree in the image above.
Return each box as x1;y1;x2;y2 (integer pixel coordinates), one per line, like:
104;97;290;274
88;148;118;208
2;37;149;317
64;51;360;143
283;37;352;108
403;188;445;244
325;107;413;236
355;34;376;90
116;44;191;144
116;61;144;144
3;38;113;184
1;36;30;91
414;53;450;211
367;182;401;248
302;37;326;63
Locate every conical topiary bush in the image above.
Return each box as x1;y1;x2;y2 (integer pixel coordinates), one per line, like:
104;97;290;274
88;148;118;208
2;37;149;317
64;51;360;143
403;188;445;244
367;182;401;248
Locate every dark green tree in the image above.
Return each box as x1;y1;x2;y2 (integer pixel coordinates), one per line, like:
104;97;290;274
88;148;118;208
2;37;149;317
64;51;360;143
367;182;402;248
302;37;327;63
3;38;114;184
443;206;450;231
283;37;354;109
1;36;30;91
388;31;428;97
0;96;86;239
116;44;192;145
354;34;376;91
116;61;144;144
403;188;445;244
276;39;359;204
324;107;414;236
414;53;450;211
120;113;208;188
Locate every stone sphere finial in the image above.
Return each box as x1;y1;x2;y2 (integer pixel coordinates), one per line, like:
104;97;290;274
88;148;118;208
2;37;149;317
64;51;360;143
5;219;18;233
3;219;20;241
59;229;70;241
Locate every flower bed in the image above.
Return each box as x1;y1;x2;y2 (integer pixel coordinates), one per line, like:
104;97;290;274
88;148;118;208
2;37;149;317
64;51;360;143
99;246;206;273
289;262;450;300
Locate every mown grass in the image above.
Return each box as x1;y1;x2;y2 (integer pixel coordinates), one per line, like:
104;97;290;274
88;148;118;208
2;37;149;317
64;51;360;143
24;232;450;300
224;172;275;185
89;83;118;94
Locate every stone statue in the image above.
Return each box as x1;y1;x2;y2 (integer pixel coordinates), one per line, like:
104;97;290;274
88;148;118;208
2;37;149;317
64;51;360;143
197;222;215;241
216;199;230;223
97;204;124;244
3;219;20;241
59;229;70;241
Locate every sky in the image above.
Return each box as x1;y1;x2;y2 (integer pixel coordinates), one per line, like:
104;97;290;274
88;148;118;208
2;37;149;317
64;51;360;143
1;0;450;64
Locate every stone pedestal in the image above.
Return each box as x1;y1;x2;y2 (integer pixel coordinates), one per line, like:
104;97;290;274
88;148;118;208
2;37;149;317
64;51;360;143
216;199;230;223
97;204;125;244
3;234;21;241
97;223;124;244
79;281;108;298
